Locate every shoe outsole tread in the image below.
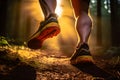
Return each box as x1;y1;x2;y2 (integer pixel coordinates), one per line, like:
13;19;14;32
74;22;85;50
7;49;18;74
70;55;94;65
27;22;60;49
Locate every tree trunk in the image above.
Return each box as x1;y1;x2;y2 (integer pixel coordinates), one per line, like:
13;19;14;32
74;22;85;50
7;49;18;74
110;0;120;46
96;0;102;46
0;1;8;36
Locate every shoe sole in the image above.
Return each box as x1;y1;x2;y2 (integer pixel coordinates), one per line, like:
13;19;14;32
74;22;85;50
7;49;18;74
27;22;60;49
70;55;94;65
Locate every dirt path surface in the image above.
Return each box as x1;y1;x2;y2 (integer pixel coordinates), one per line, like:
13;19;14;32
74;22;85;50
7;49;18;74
0;46;120;80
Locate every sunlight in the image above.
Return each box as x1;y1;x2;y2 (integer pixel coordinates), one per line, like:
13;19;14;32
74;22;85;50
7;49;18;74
91;0;95;3
55;0;63;17
19;0;77;56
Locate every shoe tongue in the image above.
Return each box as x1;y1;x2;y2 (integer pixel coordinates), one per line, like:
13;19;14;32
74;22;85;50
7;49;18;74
80;43;89;50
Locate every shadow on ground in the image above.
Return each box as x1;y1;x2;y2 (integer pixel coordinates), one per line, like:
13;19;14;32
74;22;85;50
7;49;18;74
0;49;36;80
73;62;119;80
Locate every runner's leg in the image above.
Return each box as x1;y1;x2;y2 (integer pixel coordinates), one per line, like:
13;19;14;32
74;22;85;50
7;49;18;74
71;0;92;47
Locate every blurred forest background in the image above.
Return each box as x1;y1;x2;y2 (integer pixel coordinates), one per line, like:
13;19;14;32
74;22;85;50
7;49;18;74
0;0;120;56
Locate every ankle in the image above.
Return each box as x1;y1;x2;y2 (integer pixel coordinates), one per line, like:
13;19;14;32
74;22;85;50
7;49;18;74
45;13;58;20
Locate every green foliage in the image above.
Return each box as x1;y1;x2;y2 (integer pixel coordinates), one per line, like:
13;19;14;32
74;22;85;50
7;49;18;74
90;0;111;16
0;36;27;47
0;36;10;46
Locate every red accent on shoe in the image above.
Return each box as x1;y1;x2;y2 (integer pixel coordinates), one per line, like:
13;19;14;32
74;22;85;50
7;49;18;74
27;26;60;49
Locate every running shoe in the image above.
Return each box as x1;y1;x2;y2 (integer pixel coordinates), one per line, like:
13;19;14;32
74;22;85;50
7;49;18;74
70;43;94;65
27;15;60;49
